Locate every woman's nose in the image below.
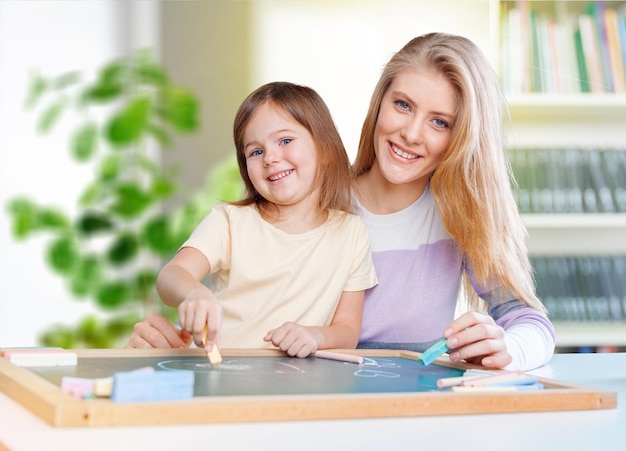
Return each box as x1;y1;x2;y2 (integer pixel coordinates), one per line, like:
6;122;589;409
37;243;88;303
401;117;424;144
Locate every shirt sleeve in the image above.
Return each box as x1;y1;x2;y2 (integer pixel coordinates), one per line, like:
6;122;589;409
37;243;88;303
496;307;556;371
343;215;378;292
180;203;232;272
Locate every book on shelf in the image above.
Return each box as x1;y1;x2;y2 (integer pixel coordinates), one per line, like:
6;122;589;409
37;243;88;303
499;1;626;94
532;255;626;322
508;148;625;214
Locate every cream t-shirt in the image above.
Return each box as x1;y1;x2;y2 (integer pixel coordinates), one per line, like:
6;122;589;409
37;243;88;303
182;203;378;348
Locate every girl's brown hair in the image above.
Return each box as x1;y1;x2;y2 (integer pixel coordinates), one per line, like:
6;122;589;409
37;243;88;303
232;82;353;217
354;33;544;312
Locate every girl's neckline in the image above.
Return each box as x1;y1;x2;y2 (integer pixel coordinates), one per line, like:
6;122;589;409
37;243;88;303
256;206;332;235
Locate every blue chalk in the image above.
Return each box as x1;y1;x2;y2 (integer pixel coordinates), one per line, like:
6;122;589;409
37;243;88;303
484;375;539;387
111;369;194;402
418;337;449;366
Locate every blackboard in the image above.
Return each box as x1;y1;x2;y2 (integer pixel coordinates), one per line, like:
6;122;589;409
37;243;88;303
32;354;465;397
0;348;616;427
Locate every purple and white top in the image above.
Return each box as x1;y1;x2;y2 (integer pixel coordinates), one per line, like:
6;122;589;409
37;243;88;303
356;184;555;370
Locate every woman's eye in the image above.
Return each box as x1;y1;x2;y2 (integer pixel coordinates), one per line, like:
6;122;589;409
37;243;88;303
280;138;292;146
394;100;410;111
433;118;449;128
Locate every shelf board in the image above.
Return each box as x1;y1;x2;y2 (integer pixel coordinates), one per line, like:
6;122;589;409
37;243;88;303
553;321;626;347
523;214;626;229
523;214;626;255
507;94;626;121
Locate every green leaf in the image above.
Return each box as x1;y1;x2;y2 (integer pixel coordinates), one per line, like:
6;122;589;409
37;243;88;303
105;96;151;147
151;176;176;199
52;71;81;90
106;313;142;338
37;98;66;133
142;215;180;255
107;232;139;266
159;85;199;132
46;236;79;275
81;62;124;103
37;207;70;230
69;255;102;297
110;182;153;218
77;211;114;235
76;315;110;347
99;60;124;86
134;60;168;85
78;181;105;207
147;123;172;147
39;324;76;348
24;72;48;109
135;268;158;298
71;122;98;162
82;83;122;103
98;154;122;182
6;197;39;239
96;281;132;309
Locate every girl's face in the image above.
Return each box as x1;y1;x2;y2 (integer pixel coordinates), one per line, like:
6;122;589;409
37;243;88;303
243;102;319;211
373;68;456;187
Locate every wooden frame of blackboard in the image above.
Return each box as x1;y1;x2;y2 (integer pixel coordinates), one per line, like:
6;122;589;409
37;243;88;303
0;348;616;427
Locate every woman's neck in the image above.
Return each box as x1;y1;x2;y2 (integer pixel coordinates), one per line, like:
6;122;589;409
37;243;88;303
354;162;429;214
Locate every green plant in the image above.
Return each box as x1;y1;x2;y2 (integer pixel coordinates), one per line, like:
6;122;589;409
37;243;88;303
6;49;242;348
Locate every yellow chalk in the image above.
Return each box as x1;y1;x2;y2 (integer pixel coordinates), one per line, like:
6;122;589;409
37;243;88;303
202;325;222;367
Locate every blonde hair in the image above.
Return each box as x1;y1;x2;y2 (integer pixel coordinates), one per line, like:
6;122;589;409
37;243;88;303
233;82;353;216
354;33;544;312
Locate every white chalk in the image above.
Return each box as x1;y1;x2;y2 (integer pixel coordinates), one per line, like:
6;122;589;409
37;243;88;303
3;349;77;367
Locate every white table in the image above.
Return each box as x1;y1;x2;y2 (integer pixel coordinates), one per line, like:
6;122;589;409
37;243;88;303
1;353;624;451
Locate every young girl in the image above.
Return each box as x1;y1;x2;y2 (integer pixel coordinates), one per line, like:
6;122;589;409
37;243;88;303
154;81;377;357
353;32;555;370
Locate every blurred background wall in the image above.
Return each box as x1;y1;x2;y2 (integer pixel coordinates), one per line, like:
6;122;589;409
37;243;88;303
0;0;489;346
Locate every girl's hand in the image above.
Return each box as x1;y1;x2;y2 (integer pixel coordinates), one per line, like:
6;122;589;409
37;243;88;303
178;293;223;349
125;314;192;349
443;311;512;369
264;322;320;358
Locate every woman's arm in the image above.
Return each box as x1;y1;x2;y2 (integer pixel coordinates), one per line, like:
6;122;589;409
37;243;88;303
443;309;555;370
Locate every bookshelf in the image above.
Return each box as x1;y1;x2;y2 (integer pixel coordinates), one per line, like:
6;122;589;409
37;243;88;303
493;0;626;350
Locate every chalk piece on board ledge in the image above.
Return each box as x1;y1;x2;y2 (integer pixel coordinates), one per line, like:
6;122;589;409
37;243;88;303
111;369;195;402
93;376;114;397
2;348;77;367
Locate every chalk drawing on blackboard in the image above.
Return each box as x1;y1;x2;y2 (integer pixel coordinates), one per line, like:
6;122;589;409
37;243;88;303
354;358;402;378
157;359;306;375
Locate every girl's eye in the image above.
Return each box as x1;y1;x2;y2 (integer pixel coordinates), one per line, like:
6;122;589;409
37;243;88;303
280;138;292;146
433;118;449;129
249;149;263;158
394;100;410;111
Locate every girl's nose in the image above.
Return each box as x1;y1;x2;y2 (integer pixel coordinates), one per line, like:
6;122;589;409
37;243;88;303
263;147;281;166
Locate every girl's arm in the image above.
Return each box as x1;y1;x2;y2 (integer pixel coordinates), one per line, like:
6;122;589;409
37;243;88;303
156;247;222;348
263;290;364;357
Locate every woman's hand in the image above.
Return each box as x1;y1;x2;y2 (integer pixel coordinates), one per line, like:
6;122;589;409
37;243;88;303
125;314;193;349
443;311;512;369
264;322;321;358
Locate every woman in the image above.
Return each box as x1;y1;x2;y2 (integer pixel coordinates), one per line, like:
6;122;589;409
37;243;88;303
351;32;554;370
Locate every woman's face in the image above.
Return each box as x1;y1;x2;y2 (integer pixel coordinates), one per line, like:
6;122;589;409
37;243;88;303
373;68;457;186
